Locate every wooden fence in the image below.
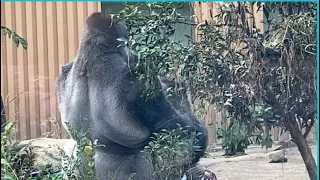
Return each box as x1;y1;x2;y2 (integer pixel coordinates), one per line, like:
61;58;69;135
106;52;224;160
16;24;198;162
1;2;316;144
1;2;101;140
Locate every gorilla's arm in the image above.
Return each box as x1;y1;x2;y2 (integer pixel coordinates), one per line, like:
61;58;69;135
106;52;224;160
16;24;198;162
88;81;151;149
75;53;151;149
57;60;150;149
132;81;208;164
58;58;207;162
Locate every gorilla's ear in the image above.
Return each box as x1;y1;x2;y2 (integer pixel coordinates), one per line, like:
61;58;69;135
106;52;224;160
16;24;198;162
85;12;113;30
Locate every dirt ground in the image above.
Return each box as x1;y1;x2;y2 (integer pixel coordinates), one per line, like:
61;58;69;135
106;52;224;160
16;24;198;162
22;138;316;180
199;144;317;180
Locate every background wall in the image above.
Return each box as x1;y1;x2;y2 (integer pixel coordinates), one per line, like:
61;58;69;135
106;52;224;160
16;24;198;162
1;2;101;140
101;2;195;45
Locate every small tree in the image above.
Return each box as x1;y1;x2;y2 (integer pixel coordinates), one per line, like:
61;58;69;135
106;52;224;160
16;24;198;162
190;2;317;179
117;2;316;179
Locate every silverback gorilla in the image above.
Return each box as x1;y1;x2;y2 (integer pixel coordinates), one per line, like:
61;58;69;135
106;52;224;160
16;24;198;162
57;12;213;180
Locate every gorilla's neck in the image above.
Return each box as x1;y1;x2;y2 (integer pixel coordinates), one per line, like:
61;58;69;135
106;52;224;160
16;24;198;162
74;31;121;76
79;30;119;53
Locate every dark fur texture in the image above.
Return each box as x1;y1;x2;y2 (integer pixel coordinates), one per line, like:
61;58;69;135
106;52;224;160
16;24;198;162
57;12;208;180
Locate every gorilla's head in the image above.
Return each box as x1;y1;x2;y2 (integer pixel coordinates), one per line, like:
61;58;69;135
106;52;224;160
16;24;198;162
85;12;128;43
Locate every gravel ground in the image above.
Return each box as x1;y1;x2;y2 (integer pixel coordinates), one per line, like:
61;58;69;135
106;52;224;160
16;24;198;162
199;145;316;180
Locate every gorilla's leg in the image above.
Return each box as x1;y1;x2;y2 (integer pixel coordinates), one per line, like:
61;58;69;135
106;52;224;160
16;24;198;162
157;76;219;180
94;149;153;180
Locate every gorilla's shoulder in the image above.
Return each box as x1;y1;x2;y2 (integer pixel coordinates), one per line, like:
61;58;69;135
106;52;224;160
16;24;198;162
61;61;74;74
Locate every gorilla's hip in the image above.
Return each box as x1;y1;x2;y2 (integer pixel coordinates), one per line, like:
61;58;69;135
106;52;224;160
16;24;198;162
94;149;154;180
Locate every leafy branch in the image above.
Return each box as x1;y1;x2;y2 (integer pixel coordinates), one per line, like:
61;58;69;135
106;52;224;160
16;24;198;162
1;26;28;49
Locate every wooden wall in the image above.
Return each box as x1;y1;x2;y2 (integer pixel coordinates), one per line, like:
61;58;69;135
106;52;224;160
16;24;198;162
1;2;101;140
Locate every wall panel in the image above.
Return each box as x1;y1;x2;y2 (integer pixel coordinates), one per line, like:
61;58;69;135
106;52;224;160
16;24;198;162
1;2;101;140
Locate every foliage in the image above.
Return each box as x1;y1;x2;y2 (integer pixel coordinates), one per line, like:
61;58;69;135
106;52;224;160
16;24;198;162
195;3;316;170
0;122;98;180
116;2;268;154
144;126;202;179
217;103;275;155
117;2;196;98
1;121;201;180
60;122;97;180
1;26;28;49
117;2;316;164
217;116;252;156
1;122;35;180
197;2;316;178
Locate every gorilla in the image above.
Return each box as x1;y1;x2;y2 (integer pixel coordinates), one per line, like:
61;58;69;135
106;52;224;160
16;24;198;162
57;12;214;180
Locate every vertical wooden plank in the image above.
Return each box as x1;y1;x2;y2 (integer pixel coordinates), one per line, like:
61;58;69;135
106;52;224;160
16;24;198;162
77;2;85;40
270;127;275;141
274;127;279;141
5;2;17;136
200;2;208;22
207;3;213;22
25;2;34;139
93;2;99;12
46;2;53;135
62;2;70;65
66;2;77;60
56;2;66;138
83;2;88;22
72;3;79;50
87;2;99;15
311;126;316;143
31;2;41;137
39;2;53;135
7;2;20;139
34;2;45;137
213;106;217;143
51;2;60;136
87;2;94;13
21;2;31;140
11;2;21;139
1;2;9;121
252;3;264;33
15;2;27;140
193;2;202;42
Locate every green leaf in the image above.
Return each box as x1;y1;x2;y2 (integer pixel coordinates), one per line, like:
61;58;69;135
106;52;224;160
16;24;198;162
3;175;16;180
4;121;15;132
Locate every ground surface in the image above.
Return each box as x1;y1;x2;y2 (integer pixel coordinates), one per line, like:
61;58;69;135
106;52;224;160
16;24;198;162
22;139;316;180
199;144;316;180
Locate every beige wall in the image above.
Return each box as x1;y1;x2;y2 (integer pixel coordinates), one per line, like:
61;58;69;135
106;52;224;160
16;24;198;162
1;2;101;140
